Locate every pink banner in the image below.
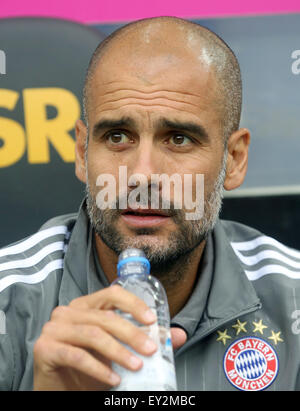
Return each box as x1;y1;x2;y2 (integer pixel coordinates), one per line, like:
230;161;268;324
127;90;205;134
0;0;300;23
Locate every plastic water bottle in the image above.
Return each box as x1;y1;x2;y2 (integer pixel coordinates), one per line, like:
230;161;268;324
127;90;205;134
111;248;177;391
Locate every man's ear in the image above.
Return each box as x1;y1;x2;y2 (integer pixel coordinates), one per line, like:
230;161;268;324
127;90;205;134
75;119;88;184
224;128;250;191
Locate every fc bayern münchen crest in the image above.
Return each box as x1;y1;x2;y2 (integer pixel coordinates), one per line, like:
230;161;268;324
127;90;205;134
223;337;279;391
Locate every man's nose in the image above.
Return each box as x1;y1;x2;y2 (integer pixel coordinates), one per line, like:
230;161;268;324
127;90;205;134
127;140;163;184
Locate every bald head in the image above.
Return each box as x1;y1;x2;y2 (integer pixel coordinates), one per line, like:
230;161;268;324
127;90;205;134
83;16;242;144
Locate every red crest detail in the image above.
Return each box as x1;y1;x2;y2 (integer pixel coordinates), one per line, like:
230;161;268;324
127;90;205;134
223;337;279;391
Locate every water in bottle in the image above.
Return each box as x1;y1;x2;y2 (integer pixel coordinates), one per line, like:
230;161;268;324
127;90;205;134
111;248;177;391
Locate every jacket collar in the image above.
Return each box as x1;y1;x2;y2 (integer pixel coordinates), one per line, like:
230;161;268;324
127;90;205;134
206;219;261;320
58;200;90;305
59;200;113;306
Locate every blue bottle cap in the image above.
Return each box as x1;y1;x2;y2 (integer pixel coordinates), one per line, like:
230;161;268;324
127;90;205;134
117;256;150;275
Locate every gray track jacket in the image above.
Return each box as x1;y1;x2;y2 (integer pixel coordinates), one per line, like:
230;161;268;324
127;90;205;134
0;201;300;391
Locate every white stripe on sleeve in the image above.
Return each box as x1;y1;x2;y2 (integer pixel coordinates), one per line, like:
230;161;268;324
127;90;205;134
231;236;300;261
0;242;64;272
0;226;68;258
245;265;300;281
0;259;64;293
232;247;300;269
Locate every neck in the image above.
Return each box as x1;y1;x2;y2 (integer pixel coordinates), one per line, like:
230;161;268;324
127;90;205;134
94;234;206;318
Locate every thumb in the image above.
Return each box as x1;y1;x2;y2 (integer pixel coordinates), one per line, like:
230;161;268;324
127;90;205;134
171;327;187;350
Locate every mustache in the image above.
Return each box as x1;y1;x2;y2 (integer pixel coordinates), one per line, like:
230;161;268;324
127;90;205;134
96;192;186;221
112;194;183;213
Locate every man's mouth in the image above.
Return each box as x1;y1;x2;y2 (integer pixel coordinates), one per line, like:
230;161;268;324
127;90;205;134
120;208;171;227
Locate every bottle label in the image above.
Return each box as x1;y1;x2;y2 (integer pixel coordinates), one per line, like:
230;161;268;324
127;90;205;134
111;323;177;391
112;349;177;391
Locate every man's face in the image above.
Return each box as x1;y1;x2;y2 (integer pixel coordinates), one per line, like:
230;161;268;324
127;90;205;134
79;33;227;268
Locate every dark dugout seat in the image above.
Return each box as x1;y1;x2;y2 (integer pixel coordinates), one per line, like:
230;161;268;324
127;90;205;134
0;17;105;247
221;194;300;251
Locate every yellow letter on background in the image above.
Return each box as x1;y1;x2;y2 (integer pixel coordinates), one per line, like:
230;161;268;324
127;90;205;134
23;88;80;163
0;89;26;168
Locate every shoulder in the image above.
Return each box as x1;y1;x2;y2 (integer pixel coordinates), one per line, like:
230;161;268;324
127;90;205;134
220;219;300;283
0;212;78;390
0;212;78;297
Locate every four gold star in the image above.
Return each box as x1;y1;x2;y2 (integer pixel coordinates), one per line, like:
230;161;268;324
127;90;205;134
216;318;284;346
216;329;232;345
268;330;284;345
252;319;268;335
232;319;247;335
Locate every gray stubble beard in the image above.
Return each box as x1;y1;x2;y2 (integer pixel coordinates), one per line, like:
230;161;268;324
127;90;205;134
85;153;227;286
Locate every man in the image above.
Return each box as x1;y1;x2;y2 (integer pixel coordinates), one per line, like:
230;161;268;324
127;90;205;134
0;16;299;391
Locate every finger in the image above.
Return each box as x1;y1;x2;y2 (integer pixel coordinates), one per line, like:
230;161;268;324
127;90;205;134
42;321;156;371
34;338;121;387
69;285;157;324
50;307;158;356
171;327;187;350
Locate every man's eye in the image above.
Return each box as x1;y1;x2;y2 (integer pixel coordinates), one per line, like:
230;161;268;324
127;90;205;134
170;134;192;146
107;132;130;144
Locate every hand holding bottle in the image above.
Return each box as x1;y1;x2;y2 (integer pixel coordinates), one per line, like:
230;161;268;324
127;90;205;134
111;248;179;391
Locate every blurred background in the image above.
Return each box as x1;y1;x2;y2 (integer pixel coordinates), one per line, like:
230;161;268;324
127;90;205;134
0;0;300;248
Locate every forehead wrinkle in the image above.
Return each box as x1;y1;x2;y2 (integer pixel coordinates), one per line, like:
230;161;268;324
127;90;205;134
89;55;220;120
93;95;208;111
91;98;214;122
92;83;206;99
91;103;214;121
89;80;217;117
